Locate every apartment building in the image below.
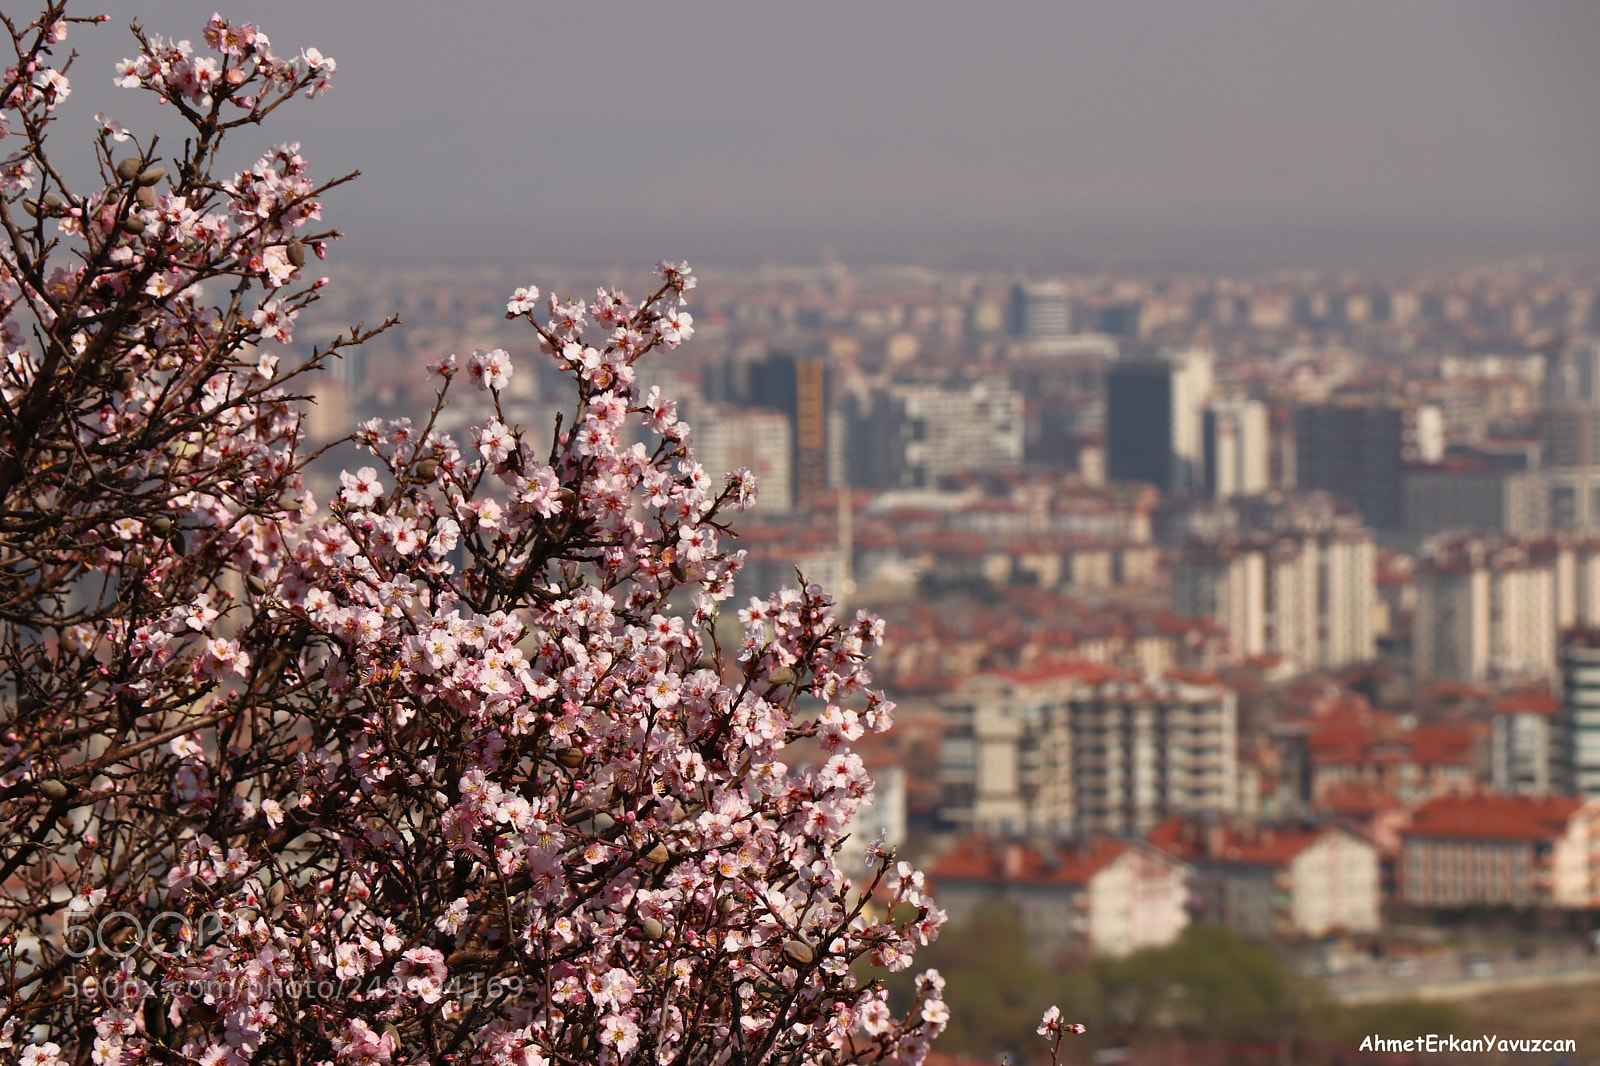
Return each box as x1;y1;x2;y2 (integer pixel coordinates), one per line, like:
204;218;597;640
1561;631;1600;799
1150;817;1381;938
688;404;794;514
937;667;1237;837
1400;793;1600;908
1295;398;1443;529
930;835;1189;957
1490;687;1561;796
1171;525;1375;672
1106;347;1214;494
1412;539;1556;683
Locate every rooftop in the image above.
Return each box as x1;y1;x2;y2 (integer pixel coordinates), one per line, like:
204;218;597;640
1405;793;1586;843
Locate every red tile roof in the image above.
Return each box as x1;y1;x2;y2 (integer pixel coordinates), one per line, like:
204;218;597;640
1491;686;1561;717
1406;793;1585;843
1148;815;1334;867
1316;784;1406;817
928;834;1143;888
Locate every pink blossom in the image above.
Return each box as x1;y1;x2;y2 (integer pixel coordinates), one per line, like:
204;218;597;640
474;418;513;464
467;347;512;391
340;466;381;508
394;947;447;1003
598;1013;639;1055
506;285;540;315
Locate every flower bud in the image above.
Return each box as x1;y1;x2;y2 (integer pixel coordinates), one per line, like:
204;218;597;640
782;939;816;967
639;916;665;940
136;166;165;187
287;239;306;268
38;778;70;802
115;157;142;183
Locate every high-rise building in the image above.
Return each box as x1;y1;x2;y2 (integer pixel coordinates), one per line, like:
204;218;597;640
840;381;1024;490
1538;466;1600;530
1106;348;1213;493
1531;535;1600;630
703;350;832;510
1203;397;1269;498
1171;524;1375;672
1544;339;1600;407
1413;539;1556;683
1561;630;1600;799
686;405;793;514
937;668;1237;837
1490;688;1561;796
1402;463;1546;538
1539;404;1600;468
1106;359;1172;489
1295;399;1443;530
1009;280;1072;354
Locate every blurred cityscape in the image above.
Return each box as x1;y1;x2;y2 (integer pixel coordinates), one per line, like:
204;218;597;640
298;254;1600;1061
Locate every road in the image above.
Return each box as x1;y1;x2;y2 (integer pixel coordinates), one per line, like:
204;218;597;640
1321;951;1600;1004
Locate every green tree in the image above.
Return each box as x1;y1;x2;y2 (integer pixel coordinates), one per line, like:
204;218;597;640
1095;925;1335;1044
886;902;1098;1062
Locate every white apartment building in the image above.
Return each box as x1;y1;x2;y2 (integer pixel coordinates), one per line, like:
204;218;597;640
931;836;1190;957
1412;539;1556;683
1204;396;1270;498
937;670;1077;835
1531;535;1600;630
903;381;1025;484
1171;527;1375;672
1170;347;1216;494
1151;819;1380;938
1490;689;1561;796
1561;634;1600;799
938;667;1237;837
689;404;794;513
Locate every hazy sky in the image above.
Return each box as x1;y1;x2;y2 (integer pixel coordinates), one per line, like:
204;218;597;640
41;2;1600;271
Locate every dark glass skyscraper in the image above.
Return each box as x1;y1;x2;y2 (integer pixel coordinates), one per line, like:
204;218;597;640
1106;360;1174;489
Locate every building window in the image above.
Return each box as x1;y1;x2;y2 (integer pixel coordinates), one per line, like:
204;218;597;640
1553;486;1578;529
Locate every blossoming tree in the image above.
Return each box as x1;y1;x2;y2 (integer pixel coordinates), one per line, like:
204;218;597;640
0;5;996;1064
